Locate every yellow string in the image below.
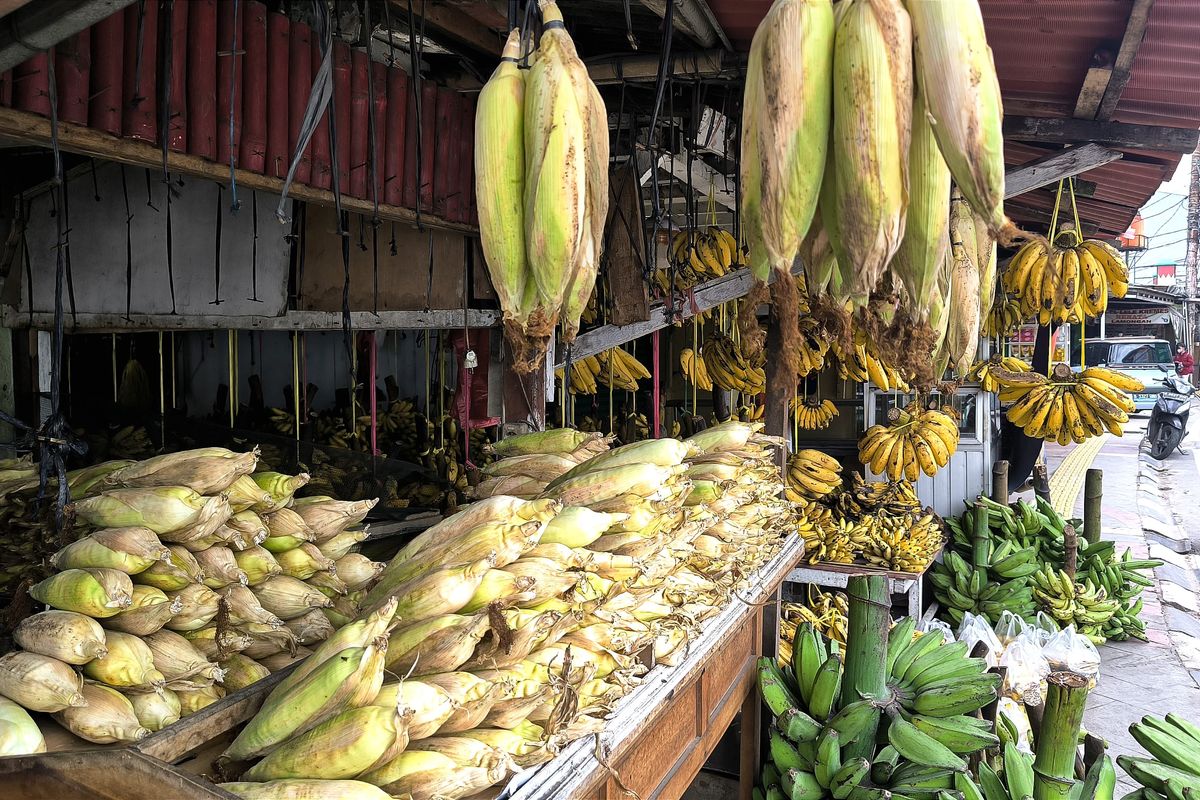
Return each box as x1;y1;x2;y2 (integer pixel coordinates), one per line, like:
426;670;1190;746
292;332;301;442
706;180;717;228
692;320;699;416
1068;177;1083;240
227;330;236;429
1049;179;1066;240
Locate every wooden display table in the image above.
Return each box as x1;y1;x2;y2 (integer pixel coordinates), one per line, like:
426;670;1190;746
785;548;941;619
507;536;805;800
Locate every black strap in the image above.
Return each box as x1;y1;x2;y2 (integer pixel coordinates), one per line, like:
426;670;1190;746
131;0;147;108
211;185;224;305
121;165;133;321
21;199;32;327
165;175;176;313
59;162;77;324
407;0;427;226
623;0;637;49
249;190;261;302
159;0;174;178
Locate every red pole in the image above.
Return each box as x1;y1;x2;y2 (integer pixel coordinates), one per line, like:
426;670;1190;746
287;20;313;184
308;35;331;189
266;11;290;178
186;0;217;159
349;48;369;199
122;0;158;143
89;13;124;134
419;81;437;212
55;31;90;125
371;60;387;204
384;66;408;207
166;1;188;152
332;41;352;192
240;0;268;173
433;87;456;219
216;0;244;166
652;331;661;438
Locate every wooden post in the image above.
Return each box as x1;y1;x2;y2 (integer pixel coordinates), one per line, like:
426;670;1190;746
992;460;1010;504
502;362;546;435
1033;672;1092;800
1084;468;1103;544
841;575;889;762
764;307;789;470
1031;463;1052;502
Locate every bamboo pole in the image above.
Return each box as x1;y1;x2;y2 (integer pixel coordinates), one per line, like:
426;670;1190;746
840;574;889;762
1033;671;1091;800
992;460;1009;504
1084;469;1103;544
972;501;992;570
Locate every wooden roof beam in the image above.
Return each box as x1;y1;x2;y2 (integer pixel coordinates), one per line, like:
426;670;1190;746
1073;0;1154;120
389;1;502;56
1003;116;1198;154
1004;143;1123;198
0;0;135;72
587;50;735;85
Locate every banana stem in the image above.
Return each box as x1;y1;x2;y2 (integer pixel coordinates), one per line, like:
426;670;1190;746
1033;671;1091;800
972;499;992;570
840;575;889;762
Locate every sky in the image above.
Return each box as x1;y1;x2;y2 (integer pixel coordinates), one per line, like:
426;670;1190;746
1132;154;1191;271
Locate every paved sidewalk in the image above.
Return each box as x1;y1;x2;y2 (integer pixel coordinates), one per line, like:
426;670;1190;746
1041;420;1200;795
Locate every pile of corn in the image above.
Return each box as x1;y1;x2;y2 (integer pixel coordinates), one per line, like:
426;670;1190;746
218;422;795;799
476;1;609;371
471;429;612;500
0;447;383;754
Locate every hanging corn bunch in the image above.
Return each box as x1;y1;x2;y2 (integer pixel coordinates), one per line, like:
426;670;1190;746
476;3;609;372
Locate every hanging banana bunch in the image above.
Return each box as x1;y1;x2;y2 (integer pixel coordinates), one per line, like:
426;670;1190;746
1004;232;1129;325
830;335;910;392
679;348;714;392
983;293;1024;338
703;334;767;396
989;363;1141;444
859;401;959;481
790;398;838;431
969;354;1031;393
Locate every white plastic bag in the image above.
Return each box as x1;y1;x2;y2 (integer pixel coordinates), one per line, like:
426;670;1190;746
994;610;1029;647
1042;625;1101;679
999;629;1050;705
956;612;1004;667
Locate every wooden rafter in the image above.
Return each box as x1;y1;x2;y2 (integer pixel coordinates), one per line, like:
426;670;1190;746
391;1;503;56
1003;116;1199;154
1072;0;1154;120
1004;143;1124;199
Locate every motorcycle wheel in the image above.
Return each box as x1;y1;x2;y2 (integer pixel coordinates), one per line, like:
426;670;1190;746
1151;424;1183;460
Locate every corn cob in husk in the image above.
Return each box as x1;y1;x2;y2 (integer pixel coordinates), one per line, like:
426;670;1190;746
235;545;284;585
164;583;222;631
194;545;250;589
74;486;225;535
219;780;392;800
827;0;912;306
275;543;336;581
83;629;165;689
219;653;272;692
284;607;335;645
314;529;367;561
176;683;226;716
362;556;494;619
385;612;491;676
227;475;275;513
0;696;45;755
374;520;540;592
102;447;258;494
184;625;253;661
740;0;834;282
251;472;310;513
55;683;150;743
334;554;381;591
127;687;182;732
252;575;333;620
0;651;87;712
359;747;507;799
291;497;377;543
50;526;170;574
947;188;981;374
134;545;207;591
908;0;1006;236
224;510;270;550
13;610;107;665
371;680;456;741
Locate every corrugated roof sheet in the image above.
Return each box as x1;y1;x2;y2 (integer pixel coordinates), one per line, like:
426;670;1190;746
707;0;1200;236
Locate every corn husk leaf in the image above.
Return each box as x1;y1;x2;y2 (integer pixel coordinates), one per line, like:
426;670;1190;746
183;625;253;661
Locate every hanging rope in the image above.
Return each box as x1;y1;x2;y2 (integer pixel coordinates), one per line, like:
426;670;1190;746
407;0;428;226
249;191;261;302
211;185;224;305
121;166;133;321
226;0;242;212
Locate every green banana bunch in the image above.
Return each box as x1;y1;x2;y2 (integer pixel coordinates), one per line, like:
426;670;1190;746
1119;715;1200;800
929;550;1036;625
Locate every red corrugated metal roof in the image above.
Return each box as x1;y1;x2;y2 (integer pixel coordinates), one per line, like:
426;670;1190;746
707;0;1200;236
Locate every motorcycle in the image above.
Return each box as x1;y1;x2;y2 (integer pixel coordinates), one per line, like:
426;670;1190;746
1145;370;1197;459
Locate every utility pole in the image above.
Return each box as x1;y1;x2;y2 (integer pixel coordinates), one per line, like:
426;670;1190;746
1186;147;1200;356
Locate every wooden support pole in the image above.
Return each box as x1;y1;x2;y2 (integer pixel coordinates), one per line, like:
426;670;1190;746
1032;463;1052;502
840;575;889;763
1084;468;1103;544
764;304;789;469
992;460;1010;504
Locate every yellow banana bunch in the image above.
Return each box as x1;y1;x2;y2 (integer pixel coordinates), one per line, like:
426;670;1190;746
702;334;766;395
790;398;838;430
794;317;831;377
994;363;1141;444
556;355;602;395
1004;232;1129;325
862;510;944;573
983;293;1024;338
859;402;959;481
733;404;765;422
779;587;849;661
669;226;743;279
786;449;842;501
969;354;1030;393
679;347;713;392
830;337;909;391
